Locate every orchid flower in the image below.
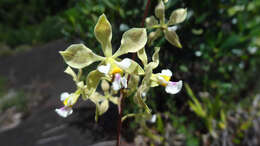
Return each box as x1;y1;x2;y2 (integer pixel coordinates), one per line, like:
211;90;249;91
55;91;80;118
60;14;147;96
145;0;187;47
152;69;183;94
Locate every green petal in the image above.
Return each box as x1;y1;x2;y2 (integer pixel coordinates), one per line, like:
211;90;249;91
86;70;104;97
98;99;109;115
148;29;162;46
123;59;144;75
137;48;148;66
113;28;147;58
155;0;165;22
134;65;153;113
145;16;158;28
94;14;113;57
164;28;182;48
148;47;160;69
168;8;187;25
60;44;104;69
64;66;77;82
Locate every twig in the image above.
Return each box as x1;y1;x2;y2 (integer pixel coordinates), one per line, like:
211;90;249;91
116;89;124;146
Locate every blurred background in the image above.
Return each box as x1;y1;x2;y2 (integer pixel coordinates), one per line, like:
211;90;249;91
0;0;259;145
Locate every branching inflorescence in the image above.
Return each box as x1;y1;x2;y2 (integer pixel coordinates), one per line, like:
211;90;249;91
55;0;187;145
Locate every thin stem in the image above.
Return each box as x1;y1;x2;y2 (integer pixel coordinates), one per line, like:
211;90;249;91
141;0;152;27
117;1;151;145
117;89;124;146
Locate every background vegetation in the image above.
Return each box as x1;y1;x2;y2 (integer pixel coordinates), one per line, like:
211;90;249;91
0;0;259;145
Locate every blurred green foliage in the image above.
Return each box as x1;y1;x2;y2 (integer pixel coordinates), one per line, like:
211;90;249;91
1;0;260;144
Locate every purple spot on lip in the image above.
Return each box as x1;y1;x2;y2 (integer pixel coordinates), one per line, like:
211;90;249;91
115;73;121;80
168;81;177;86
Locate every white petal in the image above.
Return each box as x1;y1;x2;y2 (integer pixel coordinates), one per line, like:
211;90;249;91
60;92;70;101
165;80;183;94
149;114;157;123
97;64;111;75
141;92;147;97
112;73;121;91
161;69;172;77
55;107;73;118
121;76;128;89
116;58;131;69
168;26;178;32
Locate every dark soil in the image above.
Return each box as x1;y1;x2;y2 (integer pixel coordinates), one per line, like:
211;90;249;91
0;40;121;146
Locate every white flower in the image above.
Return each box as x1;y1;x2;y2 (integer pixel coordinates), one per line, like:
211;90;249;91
55;107;73;118
156;69;182;94
55;92;80;118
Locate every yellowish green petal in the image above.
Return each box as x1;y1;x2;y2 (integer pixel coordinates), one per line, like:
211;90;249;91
148;29;162;46
94;14;113;57
86;70;104;97
164;28;182;48
168;8;187;25
137;48;148;66
60;44;104;69
155;0;165;22
64;66;77;82
122;59;144;75
113;28;147;58
145;16;159;28
148;47;160;69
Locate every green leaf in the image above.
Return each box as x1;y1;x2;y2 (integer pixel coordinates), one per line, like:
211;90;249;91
86;70;104;97
145;16;158;28
164;28;182;48
64;66;77;82
148;47;160;69
94;14;113;57
137;48;148;66
155;0;165;22
60;44;104;69
113;28;147;58
168;8;187;25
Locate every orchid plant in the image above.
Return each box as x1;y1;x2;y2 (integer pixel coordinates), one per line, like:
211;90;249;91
55;0;187;145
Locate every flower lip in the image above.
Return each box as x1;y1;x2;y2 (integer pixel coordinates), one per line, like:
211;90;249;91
165;80;183;94
55;107;73;118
